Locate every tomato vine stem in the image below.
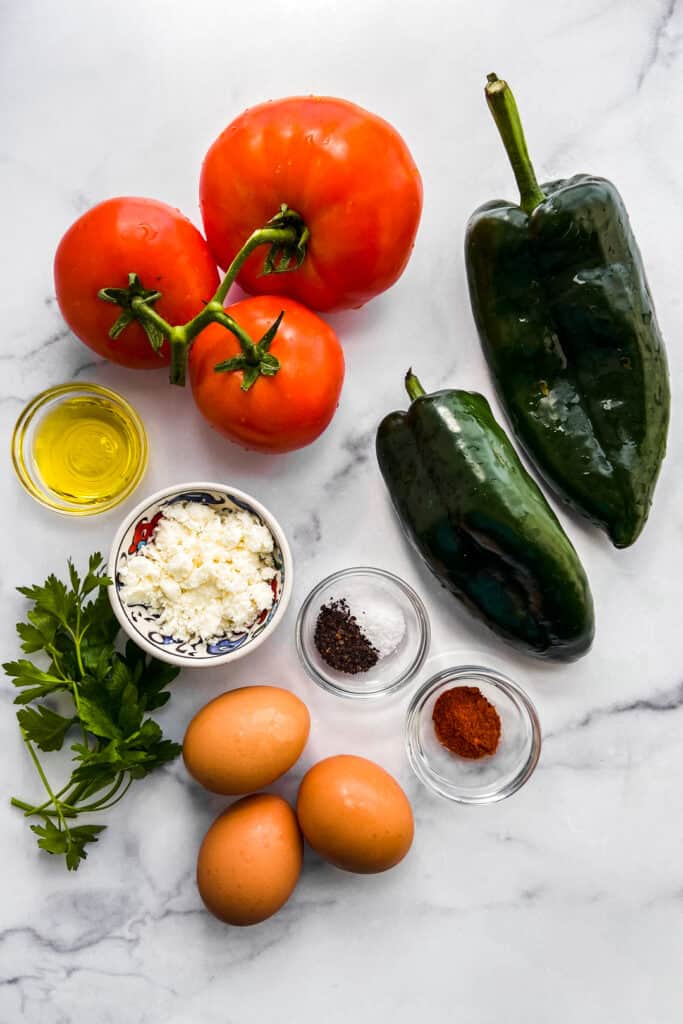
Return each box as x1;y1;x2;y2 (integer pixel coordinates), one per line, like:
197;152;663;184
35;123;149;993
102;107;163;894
98;206;309;387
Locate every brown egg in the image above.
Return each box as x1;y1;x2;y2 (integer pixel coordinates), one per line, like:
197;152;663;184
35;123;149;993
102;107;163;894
296;754;414;874
183;685;310;794
197;794;302;926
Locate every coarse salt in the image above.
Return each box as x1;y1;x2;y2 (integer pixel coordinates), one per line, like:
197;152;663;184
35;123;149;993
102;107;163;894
348;589;406;659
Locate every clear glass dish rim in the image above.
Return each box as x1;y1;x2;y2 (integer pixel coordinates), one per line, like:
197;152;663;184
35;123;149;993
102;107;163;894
405;664;542;804
11;382;148;516
295;566;431;700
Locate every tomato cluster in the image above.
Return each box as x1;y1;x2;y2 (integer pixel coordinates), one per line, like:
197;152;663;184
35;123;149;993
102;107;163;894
54;97;422;453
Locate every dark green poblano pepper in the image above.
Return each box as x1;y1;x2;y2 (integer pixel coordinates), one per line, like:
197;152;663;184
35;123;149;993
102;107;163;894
376;371;594;660
466;74;670;548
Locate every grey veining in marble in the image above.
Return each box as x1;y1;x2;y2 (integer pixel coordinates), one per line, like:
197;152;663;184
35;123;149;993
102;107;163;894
1;0;682;1021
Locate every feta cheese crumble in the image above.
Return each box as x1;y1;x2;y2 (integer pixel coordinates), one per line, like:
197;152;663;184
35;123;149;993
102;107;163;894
119;501;277;642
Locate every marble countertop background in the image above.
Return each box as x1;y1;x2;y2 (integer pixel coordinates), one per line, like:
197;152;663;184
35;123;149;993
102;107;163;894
1;0;682;1021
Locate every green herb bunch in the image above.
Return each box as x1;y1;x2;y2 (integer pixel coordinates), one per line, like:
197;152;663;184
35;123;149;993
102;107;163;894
4;553;181;870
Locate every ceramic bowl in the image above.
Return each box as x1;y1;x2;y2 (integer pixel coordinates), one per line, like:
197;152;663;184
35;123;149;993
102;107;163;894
108;482;293;667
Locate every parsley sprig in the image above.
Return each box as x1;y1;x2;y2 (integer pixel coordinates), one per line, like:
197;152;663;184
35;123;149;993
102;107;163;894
5;553;181;870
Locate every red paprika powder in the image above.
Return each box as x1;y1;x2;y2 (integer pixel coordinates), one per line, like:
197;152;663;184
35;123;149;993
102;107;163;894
432;686;501;759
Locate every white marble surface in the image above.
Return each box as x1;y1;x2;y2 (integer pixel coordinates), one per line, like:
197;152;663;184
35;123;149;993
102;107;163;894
1;0;682;1020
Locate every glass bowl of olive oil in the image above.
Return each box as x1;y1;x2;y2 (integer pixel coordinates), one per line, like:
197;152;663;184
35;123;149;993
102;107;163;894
11;383;148;515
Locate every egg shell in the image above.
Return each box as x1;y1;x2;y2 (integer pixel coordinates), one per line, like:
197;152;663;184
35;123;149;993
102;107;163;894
197;794;303;926
296;754;414;874
183;685;310;795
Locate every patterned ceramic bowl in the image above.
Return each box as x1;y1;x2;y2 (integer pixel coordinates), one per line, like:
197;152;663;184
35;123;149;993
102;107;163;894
108;482;293;668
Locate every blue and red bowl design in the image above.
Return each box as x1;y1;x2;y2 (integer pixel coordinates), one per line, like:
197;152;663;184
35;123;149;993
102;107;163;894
113;489;285;661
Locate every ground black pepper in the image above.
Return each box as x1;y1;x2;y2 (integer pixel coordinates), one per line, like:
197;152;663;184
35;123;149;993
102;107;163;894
314;599;379;674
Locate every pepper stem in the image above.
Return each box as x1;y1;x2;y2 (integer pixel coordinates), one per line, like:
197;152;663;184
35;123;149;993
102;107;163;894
485;73;545;215
405;368;426;402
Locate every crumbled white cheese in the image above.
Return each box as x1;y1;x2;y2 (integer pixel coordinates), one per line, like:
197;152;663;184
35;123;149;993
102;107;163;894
119;501;277;642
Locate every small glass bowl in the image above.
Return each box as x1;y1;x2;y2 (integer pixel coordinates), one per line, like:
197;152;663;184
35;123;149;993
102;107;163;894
11;383;148;516
296;567;430;699
405;665;541;803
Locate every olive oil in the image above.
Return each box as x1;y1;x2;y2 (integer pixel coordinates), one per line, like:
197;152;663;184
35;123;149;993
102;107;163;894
32;395;144;505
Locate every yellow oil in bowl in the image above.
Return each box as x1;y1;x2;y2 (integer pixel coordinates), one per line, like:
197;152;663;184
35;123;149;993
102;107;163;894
12;384;148;515
33;396;142;505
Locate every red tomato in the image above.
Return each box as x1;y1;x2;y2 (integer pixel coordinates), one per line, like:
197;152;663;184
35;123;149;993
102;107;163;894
199;96;423;312
189;296;344;453
54;197;220;369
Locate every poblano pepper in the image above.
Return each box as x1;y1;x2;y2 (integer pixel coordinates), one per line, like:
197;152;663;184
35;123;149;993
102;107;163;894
376;371;594;660
466;74;670;548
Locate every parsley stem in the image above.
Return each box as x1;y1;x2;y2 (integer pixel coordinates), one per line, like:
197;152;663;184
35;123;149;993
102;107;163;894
16;774;134;818
22;733;69;833
11;797;42;814
11;797;76;818
64;616;90;749
47;635;90;749
72;775;132;813
11;778;75;816
62;778;96;806
47;645;66;678
71;677;89;750
98;777;133;810
61;774;127;814
70;623;87;680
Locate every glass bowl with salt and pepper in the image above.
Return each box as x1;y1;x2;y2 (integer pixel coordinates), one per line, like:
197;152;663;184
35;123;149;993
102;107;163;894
296;567;430;699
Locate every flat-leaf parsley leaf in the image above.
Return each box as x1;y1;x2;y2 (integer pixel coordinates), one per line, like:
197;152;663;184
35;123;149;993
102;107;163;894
6;553;181;871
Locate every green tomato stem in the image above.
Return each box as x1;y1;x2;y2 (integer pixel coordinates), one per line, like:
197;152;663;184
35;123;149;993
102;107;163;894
169;327;189;388
212;310;284;392
181;302;223;342
211;310;261;361
213;224;302;306
130;298;174;338
98;209;307;387
485;73;545;215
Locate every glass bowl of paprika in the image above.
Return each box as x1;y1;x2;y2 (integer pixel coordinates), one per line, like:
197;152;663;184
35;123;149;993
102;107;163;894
405;665;541;803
